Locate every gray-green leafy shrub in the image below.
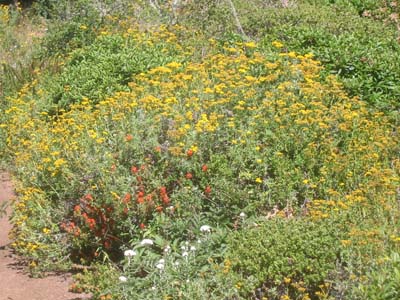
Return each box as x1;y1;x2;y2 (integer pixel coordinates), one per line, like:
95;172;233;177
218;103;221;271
40;33;184;110
241;3;400;112
226;217;349;299
355;252;400;300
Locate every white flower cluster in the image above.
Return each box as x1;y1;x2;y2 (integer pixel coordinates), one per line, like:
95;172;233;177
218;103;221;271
119;226;214;281
200;225;211;233
140;238;154;246
156;258;165;270
124;249;136;257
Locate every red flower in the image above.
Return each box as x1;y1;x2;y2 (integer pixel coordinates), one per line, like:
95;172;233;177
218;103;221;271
162;195;170;205
86;218;96;230
74;227;81;237
205;186;212;195
202;164;208;172
156;205;163;212
137;191;145;204
139;223;145;229
160;186;167;195
74;205;81;213
187;149;194;157
131;166;138;174
125;134;133;142
160;186;170;204
84;194;93;201
123;193;131;204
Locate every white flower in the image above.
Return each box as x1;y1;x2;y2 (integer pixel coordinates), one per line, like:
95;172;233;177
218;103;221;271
151;286;156;291
182;251;189;257
190;246;196;251
140;238;154;246
180;245;186;251
200;225;211;233
158;258;165;264
156;263;164;270
197;239;202;244
124;249;137;257
239;212;246;218
119;276;128;282
164;245;171;253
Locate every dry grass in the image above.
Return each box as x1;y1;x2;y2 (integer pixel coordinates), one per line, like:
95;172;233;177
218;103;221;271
0;5;46;97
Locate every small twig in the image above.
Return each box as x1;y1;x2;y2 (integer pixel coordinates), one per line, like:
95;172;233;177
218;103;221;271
71;263;96;271
226;0;248;40
0;201;8;218
149;0;162;16
171;0;181;24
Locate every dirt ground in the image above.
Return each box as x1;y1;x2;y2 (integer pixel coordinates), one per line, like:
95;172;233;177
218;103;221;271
0;172;91;300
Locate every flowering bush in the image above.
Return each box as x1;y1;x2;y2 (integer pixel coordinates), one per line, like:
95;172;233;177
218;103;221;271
242;2;400;111
1;17;399;299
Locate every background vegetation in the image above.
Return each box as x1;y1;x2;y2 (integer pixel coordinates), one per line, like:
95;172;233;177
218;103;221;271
1;0;399;299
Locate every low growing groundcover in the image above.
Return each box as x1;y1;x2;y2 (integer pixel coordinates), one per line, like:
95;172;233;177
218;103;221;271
1;23;399;299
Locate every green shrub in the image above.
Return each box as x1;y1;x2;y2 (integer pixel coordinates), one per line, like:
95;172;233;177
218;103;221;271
36;0;105;57
39;31;185;111
241;3;400;112
226;217;349;299
0;3;42;97
224;202;400;300
2;3;400;299
355;252;400;300
35;0;140;57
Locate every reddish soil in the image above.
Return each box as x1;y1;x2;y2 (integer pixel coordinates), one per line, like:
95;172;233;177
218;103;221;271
0;172;91;300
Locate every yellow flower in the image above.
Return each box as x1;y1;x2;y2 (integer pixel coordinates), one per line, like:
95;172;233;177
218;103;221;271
244;41;257;49
29;261;37;268
54;158;66;168
283;277;291;284
166;61;182;69
272;41;284;48
302;294;311;300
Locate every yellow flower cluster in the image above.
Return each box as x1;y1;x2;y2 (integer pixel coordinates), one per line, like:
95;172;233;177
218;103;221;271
0;4;10;24
2;25;399;268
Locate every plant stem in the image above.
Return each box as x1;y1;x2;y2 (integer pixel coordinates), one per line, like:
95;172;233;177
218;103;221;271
226;0;248;40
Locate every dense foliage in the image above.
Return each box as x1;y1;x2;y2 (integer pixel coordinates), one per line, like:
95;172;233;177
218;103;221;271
1;1;399;299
